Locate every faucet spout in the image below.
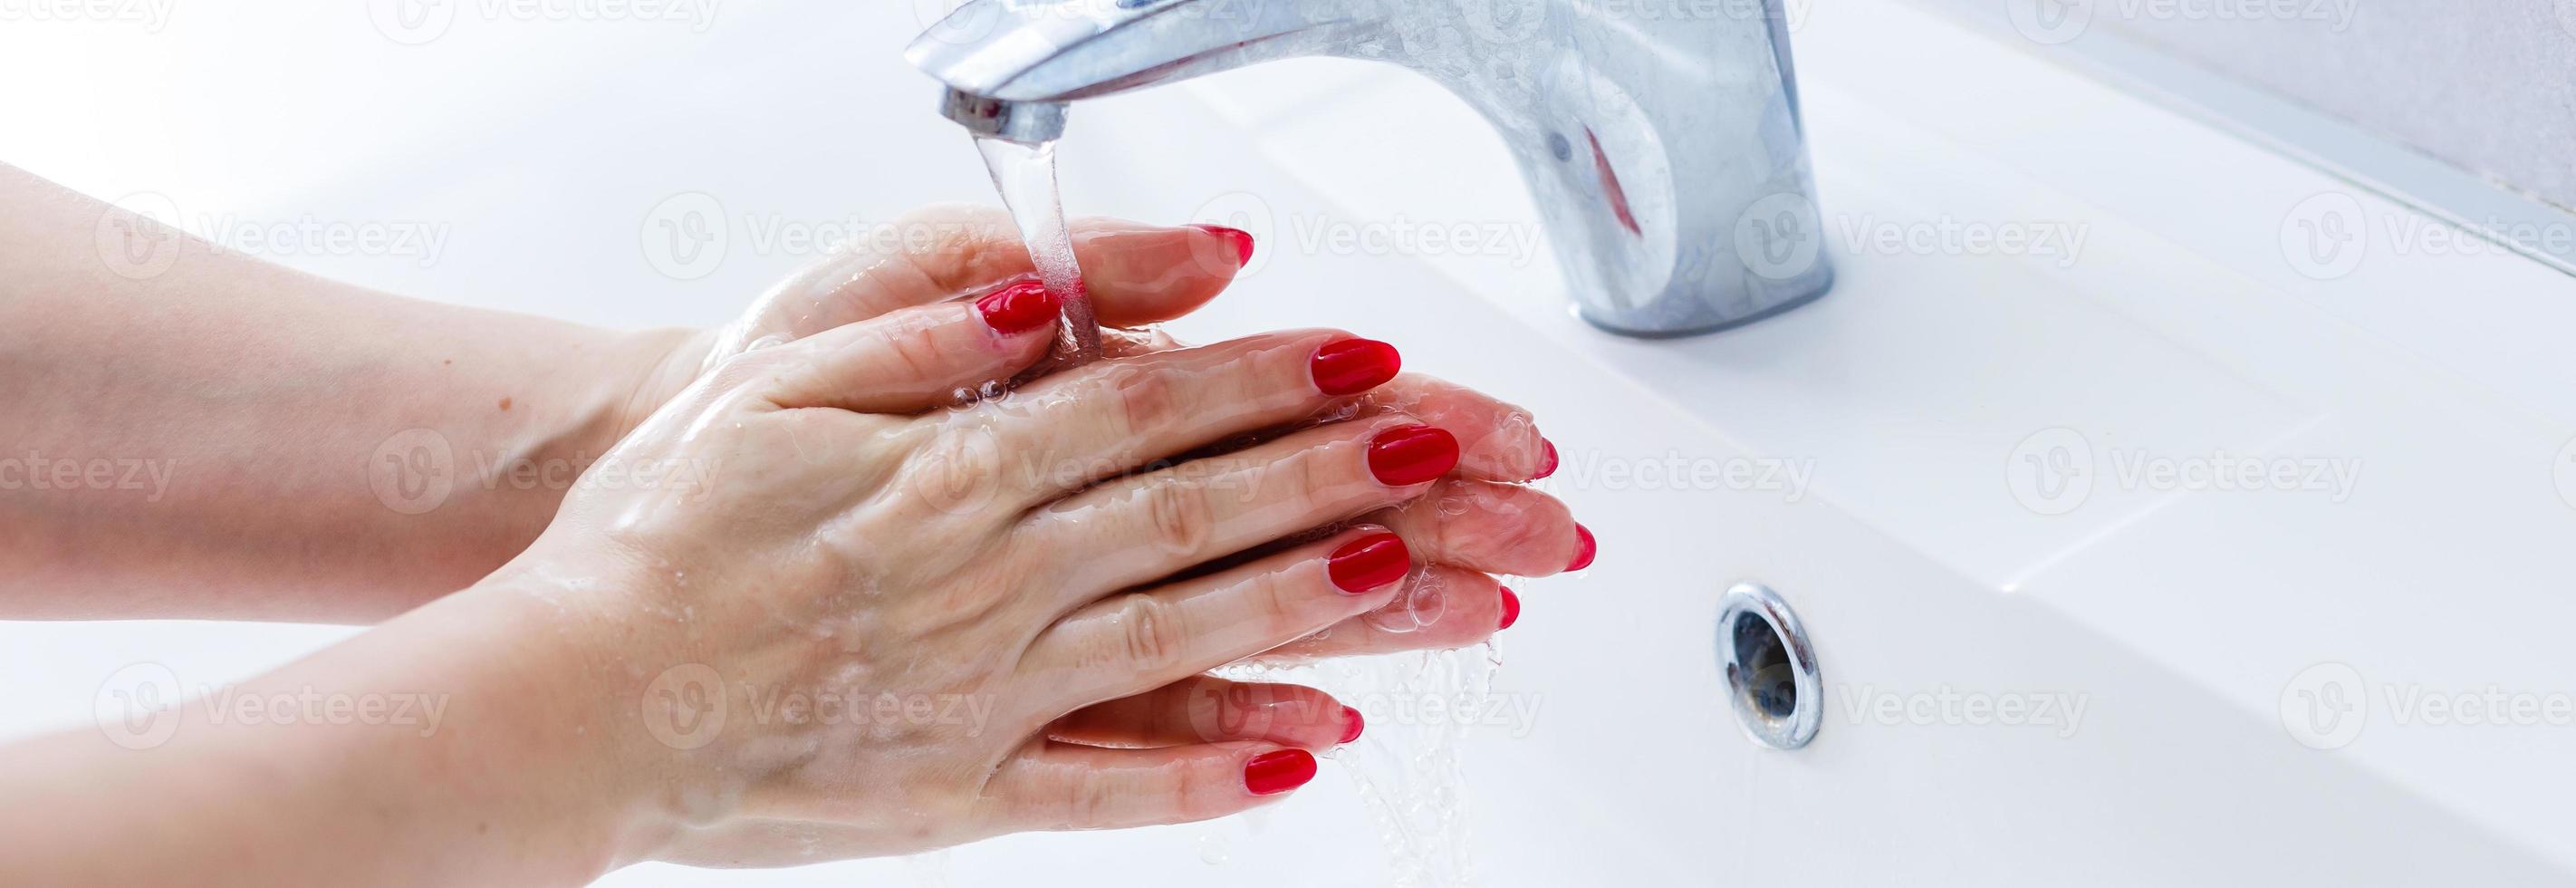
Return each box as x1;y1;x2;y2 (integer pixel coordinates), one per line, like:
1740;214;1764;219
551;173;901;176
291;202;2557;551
908;0;1834;336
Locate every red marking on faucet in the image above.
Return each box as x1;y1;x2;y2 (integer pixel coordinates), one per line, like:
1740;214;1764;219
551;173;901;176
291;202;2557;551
1586;127;1642;236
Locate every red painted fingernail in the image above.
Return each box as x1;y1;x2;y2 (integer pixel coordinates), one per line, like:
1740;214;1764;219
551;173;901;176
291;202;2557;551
975;279;1060;334
1497;585;1521;630
1327;532;1409;594
1244;748;1316;796
1534;439;1559;480
1339;706;1364;744
1566;524;1596;572
1193;224;1255;265
1311;338;1400;396
1368;425;1458;486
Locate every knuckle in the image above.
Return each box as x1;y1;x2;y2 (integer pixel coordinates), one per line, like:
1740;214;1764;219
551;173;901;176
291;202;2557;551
1140;478;1216;555
1244;569;1307;635
879;321;949;381
1109;368;1181;438
1111;595;1190;673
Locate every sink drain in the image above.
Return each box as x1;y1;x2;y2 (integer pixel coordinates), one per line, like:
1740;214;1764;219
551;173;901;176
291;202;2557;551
1717;583;1821;750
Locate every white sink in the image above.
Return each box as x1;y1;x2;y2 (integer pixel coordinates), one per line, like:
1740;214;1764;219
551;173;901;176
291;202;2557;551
5;0;2572;884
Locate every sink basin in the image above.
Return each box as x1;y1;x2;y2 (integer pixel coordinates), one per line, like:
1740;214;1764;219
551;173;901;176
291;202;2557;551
4;0;2572;884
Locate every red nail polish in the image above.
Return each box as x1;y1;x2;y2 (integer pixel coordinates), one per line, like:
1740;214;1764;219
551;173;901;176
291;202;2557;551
1368;425;1457;486
1339;706;1364;744
1244;748;1316;796
1327;532;1409;594
975;279;1060;335
1497;585;1521;630
1311;338;1400;396
1193;223;1255;265
1534;439;1559;480
1566;524;1596;572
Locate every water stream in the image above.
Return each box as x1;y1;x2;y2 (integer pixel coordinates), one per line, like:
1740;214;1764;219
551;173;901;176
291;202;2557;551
976;136;1103;365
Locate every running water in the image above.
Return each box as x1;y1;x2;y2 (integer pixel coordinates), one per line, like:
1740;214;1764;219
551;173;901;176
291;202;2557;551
976;135;1103;365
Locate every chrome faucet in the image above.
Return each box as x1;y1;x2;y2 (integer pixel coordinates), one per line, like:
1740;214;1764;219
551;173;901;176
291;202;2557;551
906;0;1831;336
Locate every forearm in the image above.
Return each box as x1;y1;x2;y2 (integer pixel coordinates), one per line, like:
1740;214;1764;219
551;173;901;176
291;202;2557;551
0;578;674;886
0;164;696;622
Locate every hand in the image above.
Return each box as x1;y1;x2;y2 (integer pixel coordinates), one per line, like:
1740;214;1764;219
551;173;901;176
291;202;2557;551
621;207;1591;664
504;266;1569;864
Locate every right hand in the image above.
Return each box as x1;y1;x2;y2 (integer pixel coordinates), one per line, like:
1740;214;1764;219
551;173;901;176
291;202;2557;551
495;275;1514;864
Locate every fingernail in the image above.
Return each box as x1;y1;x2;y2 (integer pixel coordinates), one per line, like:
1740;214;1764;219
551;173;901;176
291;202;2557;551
1497;585;1521;630
1311;338;1401;396
975;279;1060;335
1327;532;1409;594
1534;439;1560;480
1192;224;1255;265
1339;706;1364;744
1566;524;1596;572
1367;425;1458;487
1244;748;1317;796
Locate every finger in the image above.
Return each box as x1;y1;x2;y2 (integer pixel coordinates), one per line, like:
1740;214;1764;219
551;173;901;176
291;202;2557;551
980;740;1319;832
1359;373;1553;482
753;206;1248;338
1255;565;1518;662
759;282;1060;413
1028;415;1456;597
1047;676;1360;751
1023;526;1412;711
978;330;1404;499
1370;478;1585;577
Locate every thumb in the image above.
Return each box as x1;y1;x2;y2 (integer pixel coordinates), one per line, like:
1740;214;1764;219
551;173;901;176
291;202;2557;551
763;279;1061;414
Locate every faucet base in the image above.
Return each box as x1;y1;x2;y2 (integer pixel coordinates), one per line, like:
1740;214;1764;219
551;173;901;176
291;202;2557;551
1572;274;1833;339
